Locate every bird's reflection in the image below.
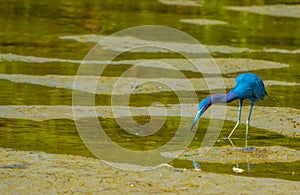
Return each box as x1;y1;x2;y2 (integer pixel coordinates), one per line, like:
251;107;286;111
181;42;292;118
227;137;251;175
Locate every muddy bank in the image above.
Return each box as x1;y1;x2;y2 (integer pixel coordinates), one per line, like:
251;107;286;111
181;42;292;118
0;147;299;194
159;0;202;7
180;19;227;26
0;74;297;95
59;34;300;54
226;4;300;18
60;34;255;54
0;53;290;74
0;105;299;138
162;146;300;163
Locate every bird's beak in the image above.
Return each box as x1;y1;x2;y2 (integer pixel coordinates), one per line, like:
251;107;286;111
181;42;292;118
190;108;205;131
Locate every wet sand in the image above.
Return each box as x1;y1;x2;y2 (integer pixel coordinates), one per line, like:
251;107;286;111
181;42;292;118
159;0;202;7
180;19;228;26
0;104;299;138
59;34;300;54
162;146;300;163
0;74;297;95
226;4;300;18
0;53;291;73
1;147;299;194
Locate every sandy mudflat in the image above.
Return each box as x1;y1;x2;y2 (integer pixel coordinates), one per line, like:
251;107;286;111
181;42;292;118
0;105;299;138
59;34;300;54
162;146;300;164
0;74;297;96
0;147;299;194
226;4;300;18
0;53;291;74
180;19;228;26
158;0;202;7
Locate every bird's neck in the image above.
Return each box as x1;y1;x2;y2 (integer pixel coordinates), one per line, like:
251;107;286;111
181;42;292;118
210;92;239;104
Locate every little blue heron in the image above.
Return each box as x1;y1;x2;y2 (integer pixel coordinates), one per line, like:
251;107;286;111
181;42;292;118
190;73;267;145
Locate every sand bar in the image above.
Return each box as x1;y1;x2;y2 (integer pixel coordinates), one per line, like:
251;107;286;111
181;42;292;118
0;147;299;194
0;105;299;138
0;53;290;74
158;0;202;7
162;146;300;163
0;74;298;95
226;4;300;18
180;19;228;26
59;34;300;54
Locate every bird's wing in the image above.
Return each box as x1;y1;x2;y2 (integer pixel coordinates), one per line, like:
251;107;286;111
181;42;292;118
252;77;267;100
234;73;267;100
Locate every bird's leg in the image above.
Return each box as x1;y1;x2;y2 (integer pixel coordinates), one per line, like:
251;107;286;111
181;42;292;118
247;163;251;174
227;99;243;139
245;101;255;147
228;138;235;147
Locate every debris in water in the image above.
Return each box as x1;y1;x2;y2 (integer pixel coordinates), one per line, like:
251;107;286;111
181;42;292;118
232;167;244;173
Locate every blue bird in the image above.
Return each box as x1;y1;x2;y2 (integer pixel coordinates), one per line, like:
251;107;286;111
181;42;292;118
190;73;267;145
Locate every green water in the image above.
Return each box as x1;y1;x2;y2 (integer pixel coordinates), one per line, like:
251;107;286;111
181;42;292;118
0;0;299;181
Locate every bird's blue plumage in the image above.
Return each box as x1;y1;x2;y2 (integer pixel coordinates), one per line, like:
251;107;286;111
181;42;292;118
230;73;267;102
190;73;267;144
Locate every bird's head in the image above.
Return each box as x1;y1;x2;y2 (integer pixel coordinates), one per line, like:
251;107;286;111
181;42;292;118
190;97;212;131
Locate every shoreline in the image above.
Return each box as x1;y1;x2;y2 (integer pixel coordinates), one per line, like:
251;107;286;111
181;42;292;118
1;147;299;194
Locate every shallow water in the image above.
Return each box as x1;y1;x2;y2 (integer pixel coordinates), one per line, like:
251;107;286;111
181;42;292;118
0;0;299;181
